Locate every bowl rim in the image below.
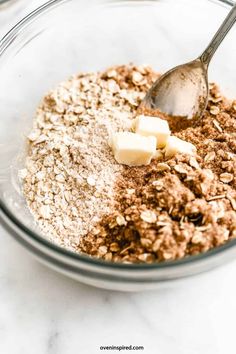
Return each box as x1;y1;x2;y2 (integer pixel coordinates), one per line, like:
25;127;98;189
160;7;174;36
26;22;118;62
0;0;235;273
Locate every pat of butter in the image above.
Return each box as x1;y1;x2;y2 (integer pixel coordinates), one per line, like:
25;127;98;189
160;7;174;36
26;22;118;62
165;136;196;158
134;115;170;148
111;132;157;166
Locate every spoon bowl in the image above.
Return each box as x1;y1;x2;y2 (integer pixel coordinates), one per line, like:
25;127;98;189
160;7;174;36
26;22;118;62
141;59;208;121
140;3;236;124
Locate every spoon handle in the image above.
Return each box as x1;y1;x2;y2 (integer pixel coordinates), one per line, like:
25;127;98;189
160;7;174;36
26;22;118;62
200;3;236;66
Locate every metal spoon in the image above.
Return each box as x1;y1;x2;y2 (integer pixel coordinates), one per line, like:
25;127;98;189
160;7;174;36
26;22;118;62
140;3;236;123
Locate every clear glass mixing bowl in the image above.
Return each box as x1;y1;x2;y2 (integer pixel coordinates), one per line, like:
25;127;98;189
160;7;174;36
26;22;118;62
0;0;236;291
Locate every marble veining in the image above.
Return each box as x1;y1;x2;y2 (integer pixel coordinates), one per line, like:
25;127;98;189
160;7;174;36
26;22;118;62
1;1;236;353
1;217;236;354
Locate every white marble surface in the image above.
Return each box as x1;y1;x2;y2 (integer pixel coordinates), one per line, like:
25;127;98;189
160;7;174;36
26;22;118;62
1;1;236;353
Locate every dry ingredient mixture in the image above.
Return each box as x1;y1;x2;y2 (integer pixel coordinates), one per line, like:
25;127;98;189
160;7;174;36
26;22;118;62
21;64;236;263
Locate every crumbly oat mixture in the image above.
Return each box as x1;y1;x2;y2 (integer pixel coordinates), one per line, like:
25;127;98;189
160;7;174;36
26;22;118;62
22;64;236;263
21;65;158;251
79;78;236;263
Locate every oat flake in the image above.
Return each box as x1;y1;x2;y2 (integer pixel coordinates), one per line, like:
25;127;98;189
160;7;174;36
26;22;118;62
22;64;157;251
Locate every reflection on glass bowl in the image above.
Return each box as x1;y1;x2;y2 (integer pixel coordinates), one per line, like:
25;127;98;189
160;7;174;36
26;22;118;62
0;0;236;291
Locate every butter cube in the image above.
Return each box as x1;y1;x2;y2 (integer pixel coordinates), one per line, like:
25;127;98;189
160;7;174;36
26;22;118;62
165;136;196;158
111;132;157;166
134;115;170;148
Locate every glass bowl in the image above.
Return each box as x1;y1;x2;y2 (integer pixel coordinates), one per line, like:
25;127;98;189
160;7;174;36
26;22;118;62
0;0;236;291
